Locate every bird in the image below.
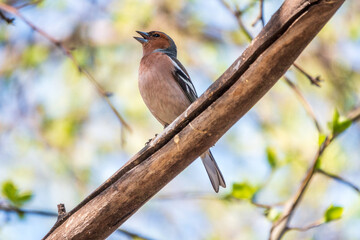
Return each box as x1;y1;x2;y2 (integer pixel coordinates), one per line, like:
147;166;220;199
134;30;226;192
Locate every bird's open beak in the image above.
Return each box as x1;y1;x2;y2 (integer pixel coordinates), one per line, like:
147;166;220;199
134;31;149;44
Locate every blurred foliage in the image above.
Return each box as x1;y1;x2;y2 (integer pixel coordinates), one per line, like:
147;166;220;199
1;180;33;208
264;208;281;222
225;182;258;200
266;146;278;170
0;0;359;240
21;44;49;68
329;109;352;137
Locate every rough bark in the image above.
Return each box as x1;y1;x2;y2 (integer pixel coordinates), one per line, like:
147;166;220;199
43;0;344;239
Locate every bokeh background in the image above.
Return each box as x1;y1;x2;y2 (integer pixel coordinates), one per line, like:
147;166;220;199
0;0;359;239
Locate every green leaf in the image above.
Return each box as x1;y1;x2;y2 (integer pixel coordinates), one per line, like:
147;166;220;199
221;194;233;202
324;205;343;222
17;211;25;219
266;147;277;169
1;180;33;207
230;182;257;200
329;109;352;136
264;208;281;222
2;181;18;202
333;119;352;136
318;133;327;146
315;157;322;169
16;192;33;203
332;109;340;129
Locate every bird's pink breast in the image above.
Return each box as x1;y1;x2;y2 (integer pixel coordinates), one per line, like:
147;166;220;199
138;53;191;126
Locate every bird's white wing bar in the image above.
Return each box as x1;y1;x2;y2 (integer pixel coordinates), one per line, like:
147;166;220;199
169;57;198;103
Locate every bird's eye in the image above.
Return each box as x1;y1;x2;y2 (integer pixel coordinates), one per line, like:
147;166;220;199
153;34;160;37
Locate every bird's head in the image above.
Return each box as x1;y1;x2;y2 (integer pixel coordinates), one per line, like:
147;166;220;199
134;31;177;57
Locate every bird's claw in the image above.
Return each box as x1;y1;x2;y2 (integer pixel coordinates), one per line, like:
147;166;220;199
145;134;158;145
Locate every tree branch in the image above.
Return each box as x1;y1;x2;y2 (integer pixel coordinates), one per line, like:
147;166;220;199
287;219;326;232
116;229;154;240
251;0;265;27
40;0;344;239
219;0;253;41
317;168;360;194
270;106;360;240
293;62;322;87
0;10;14;24
0;3;131;132
283;76;322;133
0;203;58;217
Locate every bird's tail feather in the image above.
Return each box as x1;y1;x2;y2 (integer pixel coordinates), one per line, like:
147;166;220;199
200;150;226;193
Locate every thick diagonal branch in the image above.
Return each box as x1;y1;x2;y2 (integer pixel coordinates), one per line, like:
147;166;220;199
43;0;345;239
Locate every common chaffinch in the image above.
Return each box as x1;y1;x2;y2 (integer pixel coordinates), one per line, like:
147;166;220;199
134;30;226;192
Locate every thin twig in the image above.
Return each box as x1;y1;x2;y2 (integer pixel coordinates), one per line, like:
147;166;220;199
287;219;325;232
0;10;14;24
0;203;58;217
252;0;265;27
116;229;155;240
157;191;282;211
293;63;322;87
219;0;253;41
251;201;273;209
0;202;152;239
250;171;285;209
348;107;360;122
156;191;282;210
284;76;322;133
16;0;44;9
155;192;219;200
0;3;131;133
317;168;360;193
